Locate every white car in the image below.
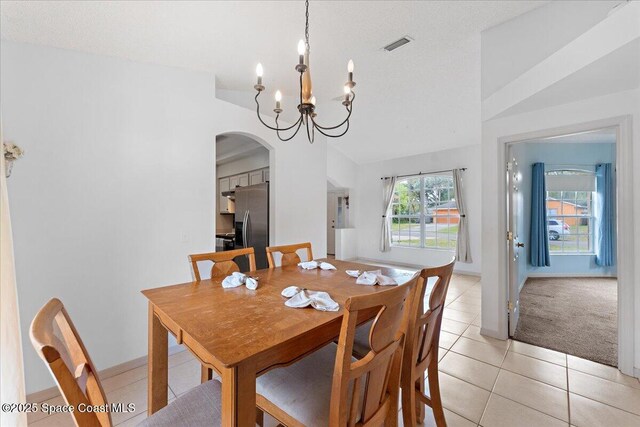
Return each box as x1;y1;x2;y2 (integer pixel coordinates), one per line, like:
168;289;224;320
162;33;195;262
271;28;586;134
548;219;570;240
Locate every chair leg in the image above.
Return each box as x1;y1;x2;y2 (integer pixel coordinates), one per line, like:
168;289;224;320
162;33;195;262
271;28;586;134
200;366;212;383
415;378;426;424
427;362;446;427
401;378;417;427
256;408;264;427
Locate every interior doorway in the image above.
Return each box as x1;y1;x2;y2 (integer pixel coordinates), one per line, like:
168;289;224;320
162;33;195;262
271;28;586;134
215;132;272;270
327;183;349;256
506;128;619;366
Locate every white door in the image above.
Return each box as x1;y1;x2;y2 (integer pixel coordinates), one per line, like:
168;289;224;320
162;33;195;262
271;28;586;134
327;193;337;255
507;150;525;336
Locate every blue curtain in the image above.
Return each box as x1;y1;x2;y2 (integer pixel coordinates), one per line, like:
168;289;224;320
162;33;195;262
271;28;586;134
596;163;615;266
530;163;550;267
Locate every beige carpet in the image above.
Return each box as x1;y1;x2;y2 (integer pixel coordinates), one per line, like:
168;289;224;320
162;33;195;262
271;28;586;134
513;277;617;366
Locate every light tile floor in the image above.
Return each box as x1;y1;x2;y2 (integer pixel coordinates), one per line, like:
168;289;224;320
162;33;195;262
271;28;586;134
28;270;640;427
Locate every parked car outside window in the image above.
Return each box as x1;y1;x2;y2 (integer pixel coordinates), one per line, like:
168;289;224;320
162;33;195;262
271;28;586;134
548;219;570;241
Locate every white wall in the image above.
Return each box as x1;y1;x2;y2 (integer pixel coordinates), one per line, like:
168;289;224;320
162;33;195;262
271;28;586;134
354;145;482;275
1;40;327;394
481;88;639;374
511;142;616;278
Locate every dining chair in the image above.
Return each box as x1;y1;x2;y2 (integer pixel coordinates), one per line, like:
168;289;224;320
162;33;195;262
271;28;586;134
189;247;257;383
29;298;224;427
401;259;455;427
188;247;256;281
255;272;419;426
265;242;313;268
351;259;455;427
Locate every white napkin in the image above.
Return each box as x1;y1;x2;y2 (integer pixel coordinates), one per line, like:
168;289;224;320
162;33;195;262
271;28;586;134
297;260;337;271
222;272;258;290
281;286;339;312
355;269;397;286
346;270;361;278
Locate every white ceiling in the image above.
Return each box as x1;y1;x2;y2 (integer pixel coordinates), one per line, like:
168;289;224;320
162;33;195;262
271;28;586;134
216;134;267;165
0;0;545;164
496;38;640;118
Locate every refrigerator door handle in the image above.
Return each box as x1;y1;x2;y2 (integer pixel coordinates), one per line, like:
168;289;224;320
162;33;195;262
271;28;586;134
242;210;249;249
245;210;251;248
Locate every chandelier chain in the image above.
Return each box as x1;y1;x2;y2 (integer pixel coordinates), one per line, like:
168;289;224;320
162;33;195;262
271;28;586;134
305;0;310;51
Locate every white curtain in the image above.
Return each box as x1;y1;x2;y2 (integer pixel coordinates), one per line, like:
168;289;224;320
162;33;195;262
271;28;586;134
453;169;472;263
0;121;27;427
380;176;396;252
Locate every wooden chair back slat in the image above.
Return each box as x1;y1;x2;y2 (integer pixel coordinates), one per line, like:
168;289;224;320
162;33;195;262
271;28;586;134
265;242;313;268
189;247;256;281
329;273;419;426
30;298;112;427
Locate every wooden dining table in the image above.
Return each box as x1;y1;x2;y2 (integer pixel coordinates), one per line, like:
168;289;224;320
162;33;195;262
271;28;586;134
142;259;415;426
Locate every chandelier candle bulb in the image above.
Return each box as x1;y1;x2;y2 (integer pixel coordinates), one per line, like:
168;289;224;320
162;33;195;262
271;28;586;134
255;63;264;91
348;59;354;82
298;40;305;66
275;90;282;111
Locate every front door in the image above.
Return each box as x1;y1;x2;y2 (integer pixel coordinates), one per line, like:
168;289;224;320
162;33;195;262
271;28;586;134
507;150;525;336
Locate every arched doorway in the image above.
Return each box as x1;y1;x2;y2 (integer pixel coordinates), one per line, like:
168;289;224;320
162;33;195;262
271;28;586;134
215;132;274;270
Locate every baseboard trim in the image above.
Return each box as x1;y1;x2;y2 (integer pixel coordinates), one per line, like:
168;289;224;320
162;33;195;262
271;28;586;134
27;344;185;403
526;273;618;278
480;326;505;341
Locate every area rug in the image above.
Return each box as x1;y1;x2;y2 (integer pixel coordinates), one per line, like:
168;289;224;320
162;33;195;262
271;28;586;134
513;277;617;366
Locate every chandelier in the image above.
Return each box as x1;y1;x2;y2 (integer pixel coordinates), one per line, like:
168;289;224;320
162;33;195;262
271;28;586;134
253;0;355;143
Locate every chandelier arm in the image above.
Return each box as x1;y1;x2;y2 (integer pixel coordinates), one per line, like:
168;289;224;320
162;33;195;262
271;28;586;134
312;118;350;139
275;114;305;142
255;92;303;132
309;91;355;130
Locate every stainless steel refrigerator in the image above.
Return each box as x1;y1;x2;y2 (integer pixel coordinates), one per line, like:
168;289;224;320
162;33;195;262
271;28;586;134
234;182;269;271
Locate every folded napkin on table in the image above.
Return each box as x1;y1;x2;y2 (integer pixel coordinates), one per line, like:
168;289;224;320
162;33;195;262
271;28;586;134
221;272;258;290
281;286;339;312
298;260;337;270
352;269;397;286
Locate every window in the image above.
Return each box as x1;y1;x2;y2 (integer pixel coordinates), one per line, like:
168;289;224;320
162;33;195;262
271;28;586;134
390;174;459;249
545;170;595;254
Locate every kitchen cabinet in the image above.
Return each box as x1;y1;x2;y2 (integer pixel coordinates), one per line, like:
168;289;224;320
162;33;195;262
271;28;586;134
218;169;269;214
249;170;263;186
229;173;249;189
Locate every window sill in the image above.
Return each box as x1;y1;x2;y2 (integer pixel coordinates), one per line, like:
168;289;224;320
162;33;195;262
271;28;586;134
549;253;595;256
391;245;455;252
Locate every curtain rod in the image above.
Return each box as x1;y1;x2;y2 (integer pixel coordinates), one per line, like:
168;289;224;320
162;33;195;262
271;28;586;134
380;168;466;180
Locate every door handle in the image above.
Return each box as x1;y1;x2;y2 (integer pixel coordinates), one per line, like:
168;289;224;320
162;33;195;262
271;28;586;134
516;242;525;248
242;211;249;248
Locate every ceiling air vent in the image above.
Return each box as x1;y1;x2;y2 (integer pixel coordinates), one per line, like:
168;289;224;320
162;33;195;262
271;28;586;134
383;36;412;52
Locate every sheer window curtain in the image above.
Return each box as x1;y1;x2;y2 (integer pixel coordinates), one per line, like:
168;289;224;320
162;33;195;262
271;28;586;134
0;120;27;426
595;163;615;266
380;176;396;252
453;169;471;263
530;162;550;267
